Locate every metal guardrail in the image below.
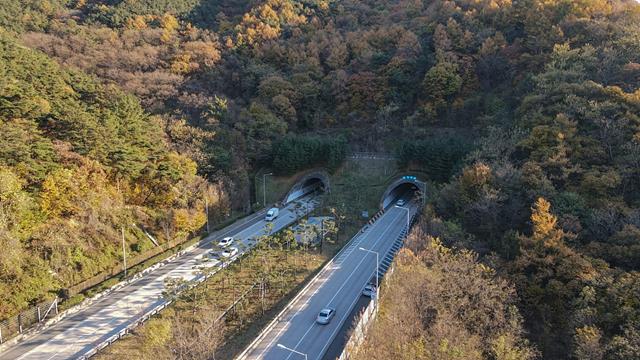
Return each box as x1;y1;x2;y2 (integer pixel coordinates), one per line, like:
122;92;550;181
77;300;171;359
338;296;377;360
337;209;419;360
76;248;246;360
75;199;317;359
78;202;418;360
0;206;273;355
235;207;388;360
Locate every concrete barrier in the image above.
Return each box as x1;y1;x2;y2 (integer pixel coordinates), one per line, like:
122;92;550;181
336;207;420;360
236;208;390;360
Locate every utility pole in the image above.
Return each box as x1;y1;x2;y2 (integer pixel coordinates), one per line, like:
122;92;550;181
205;196;210;234
121;227;127;277
263;173;273;207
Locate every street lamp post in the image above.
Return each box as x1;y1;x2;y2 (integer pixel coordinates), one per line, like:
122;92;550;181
359;247;379;300
263;173;273;207
395;205;410;229
277;343;307;360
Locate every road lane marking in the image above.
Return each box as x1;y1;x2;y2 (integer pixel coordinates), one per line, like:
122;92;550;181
281;210;405;360
255;213;391;357
202;194;313;247
15;316;123;360
316;269;382;359
258;264;334;356
316;210;414;359
256;211;398;358
4;197;319;360
13;199;319;360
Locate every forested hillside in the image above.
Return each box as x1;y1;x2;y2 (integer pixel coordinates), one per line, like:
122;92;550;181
356;220;537;360
1;0;640;358
0;30;227;318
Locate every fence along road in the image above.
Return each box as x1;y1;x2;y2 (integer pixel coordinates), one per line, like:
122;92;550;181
0;196;318;360
238;200;417;360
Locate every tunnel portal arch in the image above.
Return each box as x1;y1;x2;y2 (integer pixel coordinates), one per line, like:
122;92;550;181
380;175;426;210
283;171;330;204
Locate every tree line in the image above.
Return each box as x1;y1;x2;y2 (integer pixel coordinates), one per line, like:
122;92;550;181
396;134;474;182
271;134;347;175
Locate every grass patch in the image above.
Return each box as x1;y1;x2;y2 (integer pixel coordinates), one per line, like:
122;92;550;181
319;156;399;235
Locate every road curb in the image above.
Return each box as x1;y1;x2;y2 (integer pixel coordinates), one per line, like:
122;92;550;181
235;209;388;360
73;199;316;359
0;207;271;357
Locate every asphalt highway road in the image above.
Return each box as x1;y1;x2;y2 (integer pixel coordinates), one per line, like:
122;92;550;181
239;203;416;360
0;196;318;360
321;295;370;360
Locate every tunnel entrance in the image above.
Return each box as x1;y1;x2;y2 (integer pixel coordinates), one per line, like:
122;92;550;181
283;171;330;204
380;176;425;209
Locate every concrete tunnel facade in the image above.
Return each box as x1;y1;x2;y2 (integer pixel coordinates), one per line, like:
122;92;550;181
282;170;330;204
380;175;426;210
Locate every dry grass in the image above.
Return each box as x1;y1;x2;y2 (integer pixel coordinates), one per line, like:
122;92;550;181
96;245;327;359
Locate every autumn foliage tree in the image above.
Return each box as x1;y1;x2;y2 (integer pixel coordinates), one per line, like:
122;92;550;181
0;32;228;318
2;0;640;357
356;218;537;360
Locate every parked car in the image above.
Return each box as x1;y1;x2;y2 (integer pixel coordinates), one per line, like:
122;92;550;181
265;207;279;221
362;284;377;297
396;199;406;206
218;236;234;247
221;247;239;258
316;308;336;325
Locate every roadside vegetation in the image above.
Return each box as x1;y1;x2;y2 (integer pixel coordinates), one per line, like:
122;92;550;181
95;230;328;359
0;32;228;320
1;0;639;358
94;175;380;359
355;216;536;360
260;154;400;256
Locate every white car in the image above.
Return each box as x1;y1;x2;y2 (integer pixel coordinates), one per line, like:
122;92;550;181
218;236;234;247
316;308;335;325
221;247;238;258
362;284;377;297
265;207;279;221
396;199;406;206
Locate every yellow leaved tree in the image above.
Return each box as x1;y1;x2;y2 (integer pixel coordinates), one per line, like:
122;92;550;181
530;197;563;249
